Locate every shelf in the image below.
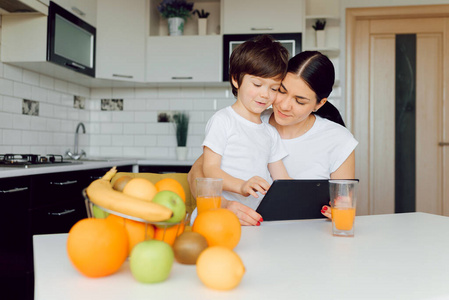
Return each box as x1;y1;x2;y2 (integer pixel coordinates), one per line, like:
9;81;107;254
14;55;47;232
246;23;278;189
305;15;340;20
303;47;340;56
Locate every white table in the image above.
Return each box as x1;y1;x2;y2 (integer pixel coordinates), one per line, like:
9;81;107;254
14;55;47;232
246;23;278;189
34;213;449;300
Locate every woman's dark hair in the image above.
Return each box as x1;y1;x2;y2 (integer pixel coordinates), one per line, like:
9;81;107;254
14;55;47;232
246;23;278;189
229;35;289;97
287;51;345;127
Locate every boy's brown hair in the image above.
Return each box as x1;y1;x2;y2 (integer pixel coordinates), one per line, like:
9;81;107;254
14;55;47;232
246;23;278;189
229;35;289;97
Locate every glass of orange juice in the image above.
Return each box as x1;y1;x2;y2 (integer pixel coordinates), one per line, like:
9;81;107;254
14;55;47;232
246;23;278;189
329;179;358;237
196;178;223;215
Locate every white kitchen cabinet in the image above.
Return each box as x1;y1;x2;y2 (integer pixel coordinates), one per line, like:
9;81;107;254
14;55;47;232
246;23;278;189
96;0;147;82
146;35;222;82
0;0;48;15
222;0;305;34
39;0;96;26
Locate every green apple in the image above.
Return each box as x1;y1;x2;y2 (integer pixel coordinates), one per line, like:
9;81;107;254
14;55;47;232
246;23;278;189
151;191;186;223
92;205;109;219
129;240;174;283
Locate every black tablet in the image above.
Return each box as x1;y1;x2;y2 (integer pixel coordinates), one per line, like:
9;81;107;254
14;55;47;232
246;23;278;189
256;179;330;221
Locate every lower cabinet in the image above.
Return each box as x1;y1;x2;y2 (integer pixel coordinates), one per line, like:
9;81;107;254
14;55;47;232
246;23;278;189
0;177;33;300
0;165;133;300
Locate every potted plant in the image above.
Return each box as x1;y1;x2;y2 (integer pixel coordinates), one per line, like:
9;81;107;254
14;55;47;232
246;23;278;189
157;0;194;36
172;112;190;160
192;9;210;35
312;19;327;48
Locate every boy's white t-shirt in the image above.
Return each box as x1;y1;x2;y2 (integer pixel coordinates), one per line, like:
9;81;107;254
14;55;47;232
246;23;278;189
202;106;288;210
261;109;358;180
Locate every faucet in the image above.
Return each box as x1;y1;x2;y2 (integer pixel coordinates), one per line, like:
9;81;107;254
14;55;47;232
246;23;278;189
66;122;86;160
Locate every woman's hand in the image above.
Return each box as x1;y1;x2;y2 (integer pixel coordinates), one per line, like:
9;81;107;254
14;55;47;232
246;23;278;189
321;204;331;219
240;176;270;198
222;198;263;226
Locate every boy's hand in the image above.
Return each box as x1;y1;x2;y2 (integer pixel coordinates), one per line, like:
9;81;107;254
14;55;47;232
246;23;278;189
240;176;270;198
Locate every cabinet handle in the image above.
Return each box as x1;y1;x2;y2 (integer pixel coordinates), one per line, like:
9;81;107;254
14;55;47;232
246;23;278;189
50;180;78;186
71;6;85;16
251;27;273;31
48;209;76;216
171;76;193;80
65;62;86;70
0;187;29;193
439;142;449;146
113;74;134;79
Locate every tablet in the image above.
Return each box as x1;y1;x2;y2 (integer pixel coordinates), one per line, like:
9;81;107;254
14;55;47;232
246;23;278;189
256;179;330;221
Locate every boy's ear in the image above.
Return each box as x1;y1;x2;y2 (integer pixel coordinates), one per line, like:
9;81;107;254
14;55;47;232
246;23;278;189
231;76;239;89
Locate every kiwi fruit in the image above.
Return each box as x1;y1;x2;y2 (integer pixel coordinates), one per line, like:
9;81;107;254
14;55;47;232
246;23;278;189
112;175;133;192
173;231;209;265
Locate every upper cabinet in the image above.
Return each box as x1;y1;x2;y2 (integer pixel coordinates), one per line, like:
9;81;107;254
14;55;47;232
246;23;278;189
146;35;222;82
96;0;147;82
39;0;96;26
222;0;305;34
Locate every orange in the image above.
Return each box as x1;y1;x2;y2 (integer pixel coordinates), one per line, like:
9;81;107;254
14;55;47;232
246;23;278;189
122;178;157;201
192;208;241;250
106;214;155;254
196;246;245;290
155;178;186;202
154;223;185;246
66;218;128;278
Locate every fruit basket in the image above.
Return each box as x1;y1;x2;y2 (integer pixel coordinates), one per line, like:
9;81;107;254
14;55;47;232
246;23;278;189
82;189;190;243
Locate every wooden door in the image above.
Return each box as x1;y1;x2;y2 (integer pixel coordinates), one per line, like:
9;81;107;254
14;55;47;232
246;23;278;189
346;6;449;216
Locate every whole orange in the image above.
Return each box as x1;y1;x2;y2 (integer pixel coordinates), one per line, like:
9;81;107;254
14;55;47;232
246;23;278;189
122;178;157;201
66;218;128;278
192;209;241;249
196;246;245;290
154;223;185;246
106;214;155;254
155;178;186;202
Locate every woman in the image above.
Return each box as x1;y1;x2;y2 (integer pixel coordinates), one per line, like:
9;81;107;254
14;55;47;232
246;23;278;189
188;51;358;225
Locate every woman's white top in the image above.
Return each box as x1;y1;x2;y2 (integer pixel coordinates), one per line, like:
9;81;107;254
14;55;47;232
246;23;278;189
261;109;358;180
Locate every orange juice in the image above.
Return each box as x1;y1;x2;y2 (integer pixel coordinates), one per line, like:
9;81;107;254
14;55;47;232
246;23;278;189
197;196;221;214
331;207;356;231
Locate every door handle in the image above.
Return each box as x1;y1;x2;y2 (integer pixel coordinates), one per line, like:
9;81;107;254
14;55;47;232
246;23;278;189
439;142;449;146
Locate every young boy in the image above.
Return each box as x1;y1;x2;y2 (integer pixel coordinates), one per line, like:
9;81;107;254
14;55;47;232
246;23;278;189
202;35;291;210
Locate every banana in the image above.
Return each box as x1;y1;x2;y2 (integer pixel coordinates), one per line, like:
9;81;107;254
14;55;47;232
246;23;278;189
86;167;173;222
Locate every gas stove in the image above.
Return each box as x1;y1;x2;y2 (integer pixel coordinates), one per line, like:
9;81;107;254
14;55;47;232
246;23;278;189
0;154;82;168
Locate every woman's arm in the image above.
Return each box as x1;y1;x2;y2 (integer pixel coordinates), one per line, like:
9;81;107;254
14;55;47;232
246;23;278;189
268;160;291;180
187;154;205;198
330;150;356;179
321;150;356;219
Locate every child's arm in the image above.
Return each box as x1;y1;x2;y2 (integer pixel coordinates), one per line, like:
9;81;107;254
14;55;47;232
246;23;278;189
203;146;270;198
268;160;291;180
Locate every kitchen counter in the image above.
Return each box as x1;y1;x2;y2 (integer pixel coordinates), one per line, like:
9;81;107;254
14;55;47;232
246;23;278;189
33;213;449;300
0;158;195;178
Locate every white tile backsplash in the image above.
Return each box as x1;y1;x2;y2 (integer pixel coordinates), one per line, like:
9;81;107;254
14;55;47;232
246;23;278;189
0;62;239;159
